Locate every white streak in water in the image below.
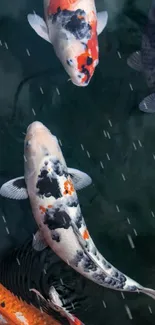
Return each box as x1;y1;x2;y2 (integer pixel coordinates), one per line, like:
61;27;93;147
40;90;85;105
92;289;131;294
60;278;64;285
107;132;111;139
117;51;121;58
59;139;62;146
151;211;155;218
86;151;90;158
127;218;131;225
132;142;137;150
16;257;20;266
148;305;152;314
4;42;8;49
108;119;112;127
26;48;30;56
5;227;9;234
2;215;6;223
40;87;44;94
133;228;138;236
100;161;104;169
121;292;125;299
106;153;110;160
81;144;84;151
56;87;60;95
127;234;135;249
121;173;126;181
138;140;142;147
116;205;120;212
23;155;27;162
102;300;106;308
129;83;133;91
125;305;133;320
32;108;36;116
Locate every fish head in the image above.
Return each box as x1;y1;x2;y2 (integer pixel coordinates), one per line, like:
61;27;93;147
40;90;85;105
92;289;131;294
53;16;99;87
24;121;66;181
56;38;99;87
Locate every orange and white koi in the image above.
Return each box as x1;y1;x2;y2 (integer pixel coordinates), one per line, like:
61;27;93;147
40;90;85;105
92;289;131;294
0;282;61;325
27;0;108;86
1;121;155;301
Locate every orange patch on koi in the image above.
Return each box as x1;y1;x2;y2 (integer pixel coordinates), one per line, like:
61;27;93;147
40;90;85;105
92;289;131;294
0;283;61;325
83;229;89;240
39;205;46;214
48;0;77;15
63;180;74;195
77;18;98;84
48;205;53;208
70;317;82;325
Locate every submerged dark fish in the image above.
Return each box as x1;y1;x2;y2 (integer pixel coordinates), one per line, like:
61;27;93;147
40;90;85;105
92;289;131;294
0;238;87;316
127;0;155;113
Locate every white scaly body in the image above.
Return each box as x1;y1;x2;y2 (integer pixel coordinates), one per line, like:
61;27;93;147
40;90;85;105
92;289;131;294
27;0;108;86
1;121;155;300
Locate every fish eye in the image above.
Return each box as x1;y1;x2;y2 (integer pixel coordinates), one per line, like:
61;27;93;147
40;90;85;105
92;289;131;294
66;59;74;67
25;140;31;147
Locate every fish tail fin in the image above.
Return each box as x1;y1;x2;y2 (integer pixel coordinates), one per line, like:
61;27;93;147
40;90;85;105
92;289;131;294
139;93;155;113
140;287;155;300
127;51;143;72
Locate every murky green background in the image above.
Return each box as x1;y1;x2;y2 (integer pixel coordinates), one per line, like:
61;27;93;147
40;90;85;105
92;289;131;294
0;0;155;324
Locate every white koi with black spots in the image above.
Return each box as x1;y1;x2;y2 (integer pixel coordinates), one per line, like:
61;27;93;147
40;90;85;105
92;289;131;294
1;121;155;300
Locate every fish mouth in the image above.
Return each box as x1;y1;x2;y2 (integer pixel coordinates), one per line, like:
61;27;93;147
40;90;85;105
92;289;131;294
27;121;44;132
71;80;89;87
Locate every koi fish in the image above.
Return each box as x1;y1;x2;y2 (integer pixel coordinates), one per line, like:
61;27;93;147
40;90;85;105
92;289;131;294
1;121;155;300
0;282;61;325
27;0;108;86
127;0;155;113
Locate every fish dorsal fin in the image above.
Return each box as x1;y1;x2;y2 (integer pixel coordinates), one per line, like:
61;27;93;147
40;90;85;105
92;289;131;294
0;177;28;200
27;13;51;43
68;168;92;190
127;51;143;72
97;11;108;35
32;230;48;251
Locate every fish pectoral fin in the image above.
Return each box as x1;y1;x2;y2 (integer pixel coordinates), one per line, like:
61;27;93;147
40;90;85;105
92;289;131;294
49;286;81;324
97;11;108;35
127;51;143;72
30;287;70;320
139;93;155;113
30;288;53;313
68;168;92;190
27;13;51;43
32;230;48;251
0;176;28;200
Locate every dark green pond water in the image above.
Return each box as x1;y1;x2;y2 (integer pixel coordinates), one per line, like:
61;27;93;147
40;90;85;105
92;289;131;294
0;0;155;324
